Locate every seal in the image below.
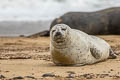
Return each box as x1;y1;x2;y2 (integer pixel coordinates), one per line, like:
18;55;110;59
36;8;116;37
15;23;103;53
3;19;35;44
27;7;120;37
50;24;116;66
50;7;120;35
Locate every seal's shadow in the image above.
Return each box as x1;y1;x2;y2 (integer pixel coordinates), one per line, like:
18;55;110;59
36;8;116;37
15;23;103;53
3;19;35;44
47;59;111;67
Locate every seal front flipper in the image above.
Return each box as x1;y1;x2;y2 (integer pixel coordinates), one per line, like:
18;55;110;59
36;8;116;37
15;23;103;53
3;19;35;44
108;49;117;59
90;47;102;59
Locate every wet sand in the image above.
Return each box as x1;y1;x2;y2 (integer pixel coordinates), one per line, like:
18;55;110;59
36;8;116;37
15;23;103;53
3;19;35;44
0;36;120;80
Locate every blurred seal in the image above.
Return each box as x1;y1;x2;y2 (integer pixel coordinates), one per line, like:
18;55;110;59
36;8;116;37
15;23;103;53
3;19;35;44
50;7;120;35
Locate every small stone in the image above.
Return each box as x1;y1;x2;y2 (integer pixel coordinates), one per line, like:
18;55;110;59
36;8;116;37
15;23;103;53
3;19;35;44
114;75;120;78
32;73;34;75
99;74;109;78
110;69;114;71
5;71;9;73
79;73;94;79
12;76;24;79
85;74;94;79
0;75;6;79
66;71;75;74
24;76;35;79
109;75;113;77
42;73;55;77
103;71;106;73
66;74;75;78
108;71;111;73
118;72;120;74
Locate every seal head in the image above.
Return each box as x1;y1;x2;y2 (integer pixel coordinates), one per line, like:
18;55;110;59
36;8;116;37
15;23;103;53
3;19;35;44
50;24;70;44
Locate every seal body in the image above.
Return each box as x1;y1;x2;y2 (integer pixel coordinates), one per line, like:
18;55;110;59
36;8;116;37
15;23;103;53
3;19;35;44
50;24;116;66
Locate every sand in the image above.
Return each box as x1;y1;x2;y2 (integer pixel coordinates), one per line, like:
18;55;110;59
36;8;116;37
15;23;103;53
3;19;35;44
0;36;120;80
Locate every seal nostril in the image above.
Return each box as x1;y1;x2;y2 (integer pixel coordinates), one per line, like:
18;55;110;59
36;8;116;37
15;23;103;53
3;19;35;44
55;32;61;36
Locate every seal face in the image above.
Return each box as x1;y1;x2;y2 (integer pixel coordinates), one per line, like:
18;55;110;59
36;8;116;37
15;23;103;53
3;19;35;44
51;24;68;44
50;24;116;66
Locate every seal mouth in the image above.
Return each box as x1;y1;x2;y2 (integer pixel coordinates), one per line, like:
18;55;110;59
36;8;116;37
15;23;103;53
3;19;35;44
54;38;65;43
56;40;64;43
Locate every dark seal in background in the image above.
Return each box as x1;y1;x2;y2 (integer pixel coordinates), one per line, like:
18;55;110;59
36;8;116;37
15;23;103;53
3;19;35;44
50;7;120;35
28;7;120;37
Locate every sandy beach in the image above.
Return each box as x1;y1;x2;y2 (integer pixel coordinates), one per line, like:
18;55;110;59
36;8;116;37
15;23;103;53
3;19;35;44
0;35;120;80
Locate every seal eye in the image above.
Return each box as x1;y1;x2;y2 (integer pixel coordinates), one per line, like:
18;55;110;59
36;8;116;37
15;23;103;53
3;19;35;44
61;28;66;31
52;30;56;33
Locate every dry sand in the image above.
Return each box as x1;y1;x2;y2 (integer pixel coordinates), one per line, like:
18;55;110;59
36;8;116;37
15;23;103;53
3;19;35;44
0;36;120;80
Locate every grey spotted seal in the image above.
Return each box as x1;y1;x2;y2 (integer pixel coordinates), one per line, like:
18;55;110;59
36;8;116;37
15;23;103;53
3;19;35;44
50;24;116;66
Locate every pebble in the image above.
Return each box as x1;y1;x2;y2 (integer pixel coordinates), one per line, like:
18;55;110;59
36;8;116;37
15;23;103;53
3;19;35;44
12;76;24;79
0;75;6;79
98;74;109;78
42;73;55;77
66;74;75;78
79;73;94;79
66;71;75;74
66;71;76;78
24;76;35;79
110;69;114;71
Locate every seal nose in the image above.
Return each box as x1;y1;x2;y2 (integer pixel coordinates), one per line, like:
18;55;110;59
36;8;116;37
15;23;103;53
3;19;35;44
55;32;61;36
